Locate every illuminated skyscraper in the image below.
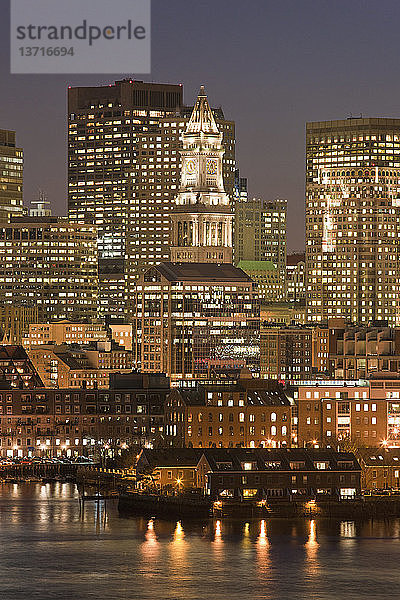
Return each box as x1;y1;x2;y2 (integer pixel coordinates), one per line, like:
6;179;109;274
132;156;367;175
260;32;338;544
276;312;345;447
306;118;400;324
68;80;183;319
0;130;23;222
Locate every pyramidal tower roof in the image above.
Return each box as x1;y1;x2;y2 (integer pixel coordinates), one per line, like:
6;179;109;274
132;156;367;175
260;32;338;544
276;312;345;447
186;86;220;135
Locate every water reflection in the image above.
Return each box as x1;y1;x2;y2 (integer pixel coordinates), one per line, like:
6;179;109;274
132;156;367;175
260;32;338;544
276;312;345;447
140;518;160;569
257;519;268;546
341;520;356;538
211;519;224;561
256;519;271;582
305;519;319;576
215;519;222;538
0;485;399;600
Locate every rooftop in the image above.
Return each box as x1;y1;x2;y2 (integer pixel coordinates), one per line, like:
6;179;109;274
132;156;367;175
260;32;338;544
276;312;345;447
137;448;203;469
147;262;253;283
286;253;305;266
238;260;277;272
358;448;400;466
202;448;360;472
174;386;291;407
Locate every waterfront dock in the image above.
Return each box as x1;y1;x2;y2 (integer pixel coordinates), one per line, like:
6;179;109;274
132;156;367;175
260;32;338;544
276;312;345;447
0;462;78;483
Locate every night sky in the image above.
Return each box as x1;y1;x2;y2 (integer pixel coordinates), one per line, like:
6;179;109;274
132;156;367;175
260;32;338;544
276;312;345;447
1;0;400;250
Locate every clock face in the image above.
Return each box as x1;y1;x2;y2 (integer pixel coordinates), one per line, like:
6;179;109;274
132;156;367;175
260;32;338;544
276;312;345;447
186;159;197;176
206;158;218;176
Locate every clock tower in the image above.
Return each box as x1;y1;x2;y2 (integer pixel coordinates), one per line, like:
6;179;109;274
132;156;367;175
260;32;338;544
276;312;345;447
170;86;233;263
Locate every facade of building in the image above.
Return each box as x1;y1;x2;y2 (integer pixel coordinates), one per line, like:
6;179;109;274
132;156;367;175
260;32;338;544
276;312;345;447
0;130;24;222
199;448;361;500
132;262;260;384
260;324;313;381
306;118;400;325
22;322;108;350
27;342;133;389
68;79;183;318
29;192;52;218
165;379;292;448
311;323;330;374
358;448;400;490
136;447;202;489
311;318;345;375
286;253;305;303
260;303;306;325
329;323;400;380
169;87;233;264
136;447;362;501
0;217;98;322
234;198;287;269
233;168;248;203
108;324;133;351
0;373;168;458
0;304;38;345
238;260;286;303
294;377;400;448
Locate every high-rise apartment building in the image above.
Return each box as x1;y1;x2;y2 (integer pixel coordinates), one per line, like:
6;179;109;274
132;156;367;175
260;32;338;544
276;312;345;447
306;118;400;325
234;198;287;268
0;217;98;322
0;130;24;222
68;80;183;318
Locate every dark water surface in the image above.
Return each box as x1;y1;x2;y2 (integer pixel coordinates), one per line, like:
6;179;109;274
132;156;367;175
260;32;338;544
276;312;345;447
0;483;398;599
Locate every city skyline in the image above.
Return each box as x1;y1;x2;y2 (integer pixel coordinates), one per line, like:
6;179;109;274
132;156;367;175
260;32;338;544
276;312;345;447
1;4;400;598
2;0;400;250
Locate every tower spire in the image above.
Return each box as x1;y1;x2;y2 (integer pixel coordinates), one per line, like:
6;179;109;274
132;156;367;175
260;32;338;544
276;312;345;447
186;86;219;135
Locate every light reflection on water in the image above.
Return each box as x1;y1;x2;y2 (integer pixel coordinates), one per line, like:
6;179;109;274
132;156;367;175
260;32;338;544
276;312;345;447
0;484;399;599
